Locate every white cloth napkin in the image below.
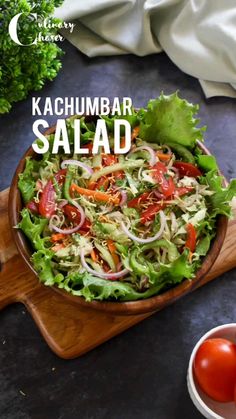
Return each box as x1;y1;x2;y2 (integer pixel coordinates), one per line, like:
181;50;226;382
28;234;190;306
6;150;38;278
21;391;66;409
55;0;236;98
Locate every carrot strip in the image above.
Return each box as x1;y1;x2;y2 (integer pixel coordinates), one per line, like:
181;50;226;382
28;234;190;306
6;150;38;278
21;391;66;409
70;184;120;205
120;136;126;149
51;243;65;252
131;126;140;140
51;233;65;242
107;239;120;268
156;152;172;161
120;126;140;149
91;249;98;262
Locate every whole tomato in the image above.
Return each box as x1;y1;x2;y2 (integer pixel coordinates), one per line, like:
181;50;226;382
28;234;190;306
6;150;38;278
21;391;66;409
193;338;236;402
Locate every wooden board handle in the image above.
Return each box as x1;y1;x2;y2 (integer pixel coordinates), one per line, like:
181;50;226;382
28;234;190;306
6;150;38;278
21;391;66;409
1;188;236;359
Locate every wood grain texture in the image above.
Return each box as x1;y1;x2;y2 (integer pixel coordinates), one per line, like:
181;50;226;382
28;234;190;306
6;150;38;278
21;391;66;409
1;188;236;359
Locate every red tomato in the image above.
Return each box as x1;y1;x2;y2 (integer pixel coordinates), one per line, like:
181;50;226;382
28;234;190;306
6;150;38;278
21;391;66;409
194;338;236;402
173;161;202;178
140;203;166;224
151;162;175;197
39;180;56;218
81;143;93;154
97;176;110;191
174;187;194;197
63;204;82;224
113;170;125;180
164;176;175;197
80;218;91;232
54;169;67;185
26;200;39;215
185;223;196;252
63;205;91;232
102;155;125;181
102;154;117;166
127;192;151;208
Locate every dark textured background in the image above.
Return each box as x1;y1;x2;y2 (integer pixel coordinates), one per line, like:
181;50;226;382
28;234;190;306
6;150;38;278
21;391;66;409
0;41;236;419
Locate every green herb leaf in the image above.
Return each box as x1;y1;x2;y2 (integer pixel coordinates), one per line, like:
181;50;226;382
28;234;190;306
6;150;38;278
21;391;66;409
0;0;64;114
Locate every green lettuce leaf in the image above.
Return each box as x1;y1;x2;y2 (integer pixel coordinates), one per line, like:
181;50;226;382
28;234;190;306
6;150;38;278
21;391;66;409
101;105;139;134
58;271;165;302
32;249;56;286
18;157;39;203
196;155;218;172
17;208;48;250
202;171;236;217
196;235;211;256
139;92;206;149
130;246;194;285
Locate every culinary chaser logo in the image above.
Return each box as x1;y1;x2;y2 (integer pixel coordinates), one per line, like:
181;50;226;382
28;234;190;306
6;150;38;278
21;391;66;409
8;13;75;46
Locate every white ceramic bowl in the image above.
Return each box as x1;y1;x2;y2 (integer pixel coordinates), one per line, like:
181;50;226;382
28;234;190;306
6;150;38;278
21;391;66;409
187;324;236;419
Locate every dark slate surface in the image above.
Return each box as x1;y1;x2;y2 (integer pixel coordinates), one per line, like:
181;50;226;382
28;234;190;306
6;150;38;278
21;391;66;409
0;41;236;419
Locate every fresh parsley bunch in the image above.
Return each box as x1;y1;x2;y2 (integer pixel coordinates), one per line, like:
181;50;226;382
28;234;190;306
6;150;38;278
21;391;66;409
0;0;64;114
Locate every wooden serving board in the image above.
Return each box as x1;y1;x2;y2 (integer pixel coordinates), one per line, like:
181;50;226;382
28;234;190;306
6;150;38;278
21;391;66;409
1;189;236;359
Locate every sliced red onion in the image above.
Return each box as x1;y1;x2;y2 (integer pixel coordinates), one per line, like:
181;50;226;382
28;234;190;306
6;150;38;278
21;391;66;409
49;215;61;231
170;166;179;178
80;250;129;280
128;146;157;166
153;190;165;200
51;223;82;235
196;140;210;155
58;199;68;209
50;204;85;234
121;210;166;244
99;205;113;215
120;190;127;206
61;159;93;175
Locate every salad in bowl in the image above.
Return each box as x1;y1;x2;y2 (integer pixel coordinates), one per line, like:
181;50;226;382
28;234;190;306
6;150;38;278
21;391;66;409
12;93;236;308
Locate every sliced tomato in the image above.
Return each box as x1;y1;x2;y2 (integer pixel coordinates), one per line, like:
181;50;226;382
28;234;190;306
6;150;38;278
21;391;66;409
174;187;194;197
113;170;125;180
88;180;97;190
97;176;110;191
63;204;82;225
39;180;56;218
102;154;117;166
102;154;125;181
185;223;196;252
79;218;91;232
54;169;67;185
26;200;39;215
127;192;151;208
140;203;165;224
163;176;175;197
173;161;202;178
81;142;93;154
152;161;167;178
151;162;175;197
63;205;91;232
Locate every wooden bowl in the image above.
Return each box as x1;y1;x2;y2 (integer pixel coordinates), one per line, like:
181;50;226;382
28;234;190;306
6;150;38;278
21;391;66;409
8;128;228;315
